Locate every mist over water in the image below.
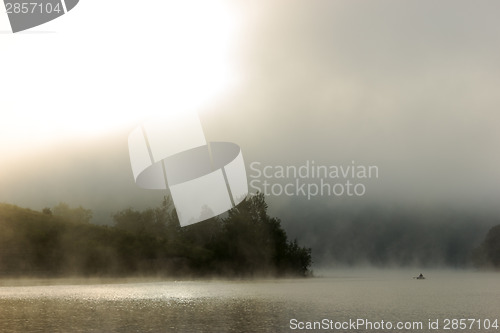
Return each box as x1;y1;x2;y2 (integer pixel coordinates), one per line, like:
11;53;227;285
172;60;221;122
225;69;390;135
2;1;500;331
1;270;499;333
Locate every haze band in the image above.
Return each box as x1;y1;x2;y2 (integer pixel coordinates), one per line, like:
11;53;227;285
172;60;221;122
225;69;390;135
128;114;248;227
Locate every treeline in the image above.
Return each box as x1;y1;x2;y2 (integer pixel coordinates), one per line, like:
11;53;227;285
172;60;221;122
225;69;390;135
0;193;312;277
472;225;500;269
284;205;499;268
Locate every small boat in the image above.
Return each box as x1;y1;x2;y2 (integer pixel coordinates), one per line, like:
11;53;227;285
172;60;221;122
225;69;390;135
414;273;425;280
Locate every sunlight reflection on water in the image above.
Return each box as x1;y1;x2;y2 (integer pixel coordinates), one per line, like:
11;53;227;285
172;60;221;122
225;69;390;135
0;271;499;332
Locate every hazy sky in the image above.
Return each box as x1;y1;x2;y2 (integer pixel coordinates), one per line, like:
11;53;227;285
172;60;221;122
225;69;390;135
1;0;500;222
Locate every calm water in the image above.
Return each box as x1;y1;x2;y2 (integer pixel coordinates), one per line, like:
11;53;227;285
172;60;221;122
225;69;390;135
0;270;499;332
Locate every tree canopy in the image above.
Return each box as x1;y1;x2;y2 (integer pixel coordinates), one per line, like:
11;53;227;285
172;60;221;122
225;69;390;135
472;224;500;269
0;194;312;277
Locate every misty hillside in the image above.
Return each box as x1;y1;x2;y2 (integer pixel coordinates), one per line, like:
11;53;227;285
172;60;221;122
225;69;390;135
2;197;498;276
472;225;500;269
282;204;499;268
0;203;121;276
0;194;311;278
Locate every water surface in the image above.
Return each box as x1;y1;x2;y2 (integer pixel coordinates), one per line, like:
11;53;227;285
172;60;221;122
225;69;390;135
0;270;499;332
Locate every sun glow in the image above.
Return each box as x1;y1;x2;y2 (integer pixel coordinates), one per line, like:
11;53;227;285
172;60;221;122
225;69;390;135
0;0;240;162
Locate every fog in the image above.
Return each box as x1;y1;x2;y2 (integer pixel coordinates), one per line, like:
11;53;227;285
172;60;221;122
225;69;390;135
1;0;500;269
203;0;500;208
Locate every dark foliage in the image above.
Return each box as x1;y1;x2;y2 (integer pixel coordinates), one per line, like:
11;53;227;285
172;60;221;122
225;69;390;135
472;225;500;269
285;206;496;268
0;194;312;277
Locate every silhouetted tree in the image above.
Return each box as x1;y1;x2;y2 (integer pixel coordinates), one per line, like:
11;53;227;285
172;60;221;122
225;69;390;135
0;195;312;277
213;193;312;276
472;225;500;269
53;202;92;224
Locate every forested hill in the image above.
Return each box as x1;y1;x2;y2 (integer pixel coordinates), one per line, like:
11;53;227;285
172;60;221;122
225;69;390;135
0;194;312;278
472;225;500;269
